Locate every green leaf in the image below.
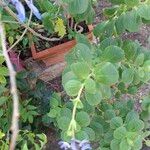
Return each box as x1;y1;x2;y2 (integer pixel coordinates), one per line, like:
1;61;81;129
22;142;28;150
50;97;59;108
119;139;131;150
145;140;150;147
99;84;112;99
54;18;66;37
137;4;150;20
122;40;138;60
93;21;108;37
57;116;70;130
115;14;125;35
68;0;89;14
125;111;139;123
110;117;123;129
0;130;5;139
42;13;54;33
76;34;91;48
0;56;5;64
76;130;89;140
127;86;137;94
60;108;72;118
94;62;119;85
71;62;90;79
100;37;122;50
101;45;124;63
76;111;90;127
8;36;14;45
64;80;82;96
0;67;8;76
122;68;134;84
123;10;141;32
0;110;3;117
90;122;104;137
141;60;150;82
47;109;57;118
104;109;116;120
109;0;124;4
141;96;150;111
85;92;102;106
134;53;144;66
0;75;6;84
62;71;77;86
132;136;142;150
124;0;139;7
85;78;96;94
0;97;7;106
114;127;127;140
104;6;119;17
110;139;120;150
126;119;144;132
73;43;92;64
83;127;95;141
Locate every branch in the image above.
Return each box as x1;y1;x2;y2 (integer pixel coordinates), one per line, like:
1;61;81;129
0;19;19;150
8;9;33;51
0;0;61;42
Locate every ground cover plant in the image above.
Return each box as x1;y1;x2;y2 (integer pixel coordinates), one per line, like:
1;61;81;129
0;0;150;150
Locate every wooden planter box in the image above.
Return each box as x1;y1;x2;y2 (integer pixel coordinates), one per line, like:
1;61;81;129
31;25;93;66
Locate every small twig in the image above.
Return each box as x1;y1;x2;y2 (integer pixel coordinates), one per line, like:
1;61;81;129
8;10;33;51
0;20;19;150
0;0;61;42
74;23;84;33
70;17;74;30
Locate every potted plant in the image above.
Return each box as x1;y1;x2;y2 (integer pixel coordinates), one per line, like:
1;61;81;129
30;0;95;66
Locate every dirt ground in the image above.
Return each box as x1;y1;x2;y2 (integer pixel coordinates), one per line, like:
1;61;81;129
45;0;150;149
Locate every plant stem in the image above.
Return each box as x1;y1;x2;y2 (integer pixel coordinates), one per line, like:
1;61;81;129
8;10;33;51
0;20;19;150
68;84;84;138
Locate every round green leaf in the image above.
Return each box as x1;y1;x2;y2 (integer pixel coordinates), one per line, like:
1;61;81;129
71;62;90;79
64;80;82;96
57;116;70;130
85;78;96;94
47;109;57;118
110;139;120;150
124;0;139;7
123;10;141;32
68;0;89;14
101;46;124;63
122;68;134;84
94;62;119;85
99;84;112;99
83;127;95;141
114;127;127;140
60;108;72;118
50;98;59;108
126;119;144;132
125;111;139;123
76;130;89;140
134;53;144;66
104;109;116;120
137;4;150;20
110;117;123;129
85;92;102;106
119;139;131;150
76;111;90;127
122;40;138;60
